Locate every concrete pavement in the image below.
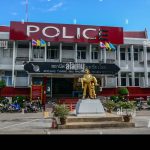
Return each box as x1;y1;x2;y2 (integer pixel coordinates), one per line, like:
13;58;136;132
0;110;150;134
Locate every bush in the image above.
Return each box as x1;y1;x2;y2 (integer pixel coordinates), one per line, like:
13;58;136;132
53;104;69;119
118;87;129;96
147;100;150;105
0;80;6;88
117;101;135;109
103;100;116;112
110;96;119;103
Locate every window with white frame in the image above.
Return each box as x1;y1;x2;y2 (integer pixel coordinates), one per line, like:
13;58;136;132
128;48;131;61
77;50;86;59
121;73;126;86
47;46;59;59
135;73;140;86
33;47;44;59
91;51;98;59
120;48;125;60
16;71;28;77
1;71;12;86
134;48;139;61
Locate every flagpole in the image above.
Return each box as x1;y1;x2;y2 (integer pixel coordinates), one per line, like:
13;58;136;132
26;0;28;22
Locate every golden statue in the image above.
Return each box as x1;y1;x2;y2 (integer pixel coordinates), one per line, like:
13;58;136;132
79;68;98;99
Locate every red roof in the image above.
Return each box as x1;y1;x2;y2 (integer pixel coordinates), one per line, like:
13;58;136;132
0;26;10;32
124;31;147;39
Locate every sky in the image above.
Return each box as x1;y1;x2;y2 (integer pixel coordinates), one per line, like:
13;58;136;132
1;0;150;37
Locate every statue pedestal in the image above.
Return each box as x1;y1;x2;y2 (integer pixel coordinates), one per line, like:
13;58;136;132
75;99;106;117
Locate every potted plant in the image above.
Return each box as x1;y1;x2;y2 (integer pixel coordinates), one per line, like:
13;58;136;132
53;104;70;125
103;100;116;113
117;101;135;122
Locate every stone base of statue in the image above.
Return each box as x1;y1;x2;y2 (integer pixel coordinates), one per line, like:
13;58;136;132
75;99;106;117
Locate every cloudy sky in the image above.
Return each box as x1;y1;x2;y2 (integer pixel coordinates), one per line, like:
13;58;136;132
1;0;150;36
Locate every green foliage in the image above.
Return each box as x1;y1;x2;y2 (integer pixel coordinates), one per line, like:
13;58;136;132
12;96;26;108
118;87;129;95
117;101;135;109
103;100;116;112
147;100;150;105
0;80;6;88
110;95;119;103
53;104;69;119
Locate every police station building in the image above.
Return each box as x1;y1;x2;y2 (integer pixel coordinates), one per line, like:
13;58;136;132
0;21;150;103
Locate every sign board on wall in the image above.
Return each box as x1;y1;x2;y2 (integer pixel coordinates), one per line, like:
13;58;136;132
10;21;124;44
31;85;43;100
24;62;120;75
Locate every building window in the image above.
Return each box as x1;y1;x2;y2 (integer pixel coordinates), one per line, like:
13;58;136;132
129;78;132;86
77;50;86;59
120;52;125;60
121;73;126;86
91;51;98;59
62;45;74;50
47;46;59;59
33;47;44;59
78;46;87;50
1;71;12;86
16;71;28;77
135;78;139;86
32;77;43;85
1;48;13;58
134;48;139;61
18;42;29;48
135;73;140;86
47;49;58;59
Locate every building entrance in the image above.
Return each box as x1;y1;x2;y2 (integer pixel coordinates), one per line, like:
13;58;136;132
52;78;74;97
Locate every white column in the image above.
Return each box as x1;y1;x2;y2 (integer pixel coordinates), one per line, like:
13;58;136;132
89;44;92;63
117;45;121;86
51;77;52;97
59;43;62;62
29;41;32;61
12;41;16;87
44;44;47;62
103;48;106;63
100;48;102;62
28;74;30;87
143;44;148;87
75;43;77;63
130;45;135;86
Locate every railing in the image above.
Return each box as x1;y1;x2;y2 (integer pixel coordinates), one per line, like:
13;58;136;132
16;57;29;61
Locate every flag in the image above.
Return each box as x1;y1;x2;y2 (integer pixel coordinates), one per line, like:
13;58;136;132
99;42;106;48
32;39;37;46
105;42;111;51
36;40;41;46
109;42;116;51
40;39;46;47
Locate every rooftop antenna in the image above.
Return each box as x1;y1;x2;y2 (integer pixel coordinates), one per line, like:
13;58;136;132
26;0;28;22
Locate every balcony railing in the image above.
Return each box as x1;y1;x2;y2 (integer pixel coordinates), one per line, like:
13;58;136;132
15;57;29;61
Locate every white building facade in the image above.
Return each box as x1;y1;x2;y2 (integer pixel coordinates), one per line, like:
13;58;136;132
0;21;150;101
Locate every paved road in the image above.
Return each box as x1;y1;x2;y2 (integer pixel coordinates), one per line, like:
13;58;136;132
0;111;150;134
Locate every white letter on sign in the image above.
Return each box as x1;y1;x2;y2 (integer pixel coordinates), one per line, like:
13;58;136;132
42;26;60;38
27;25;40;36
63;27;74;39
83;28;96;39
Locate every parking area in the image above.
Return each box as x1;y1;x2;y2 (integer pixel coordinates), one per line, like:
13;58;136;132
0;110;150;134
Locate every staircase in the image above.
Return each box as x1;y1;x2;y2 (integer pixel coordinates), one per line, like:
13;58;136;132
57;113;135;129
